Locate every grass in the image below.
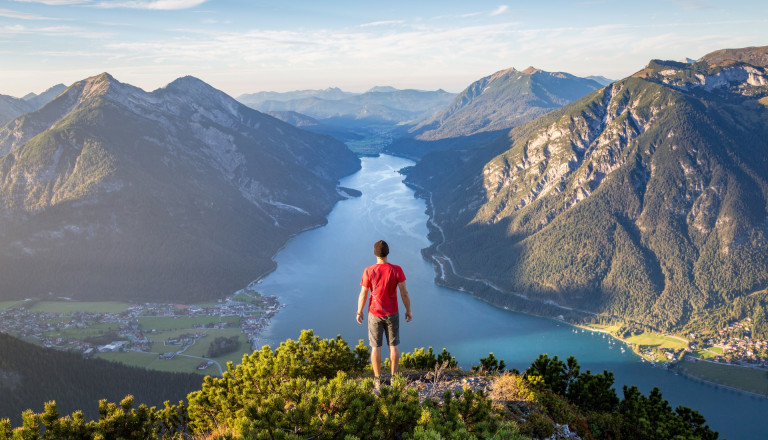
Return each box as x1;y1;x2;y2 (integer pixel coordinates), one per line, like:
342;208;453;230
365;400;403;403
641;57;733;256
583;323;622;334
694;349;717;360
624;332;689;351
44;323;120;340
137;316;237;332
29;301;131;314
677;359;768;396
0;300;27;311
96;351;212;375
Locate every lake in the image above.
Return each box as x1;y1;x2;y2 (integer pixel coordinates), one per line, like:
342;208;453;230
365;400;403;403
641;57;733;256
254;154;764;439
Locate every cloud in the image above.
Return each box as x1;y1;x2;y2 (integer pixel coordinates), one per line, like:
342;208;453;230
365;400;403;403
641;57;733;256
92;0;207;9
490;5;509;16
0;23;109;38
360;20;405;28
10;0;91;5
0;7;66;19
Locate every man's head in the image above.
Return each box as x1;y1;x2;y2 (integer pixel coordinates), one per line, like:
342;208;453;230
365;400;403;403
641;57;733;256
374;240;389;258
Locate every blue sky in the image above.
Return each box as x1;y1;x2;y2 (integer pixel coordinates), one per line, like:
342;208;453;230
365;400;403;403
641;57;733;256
1;0;767;97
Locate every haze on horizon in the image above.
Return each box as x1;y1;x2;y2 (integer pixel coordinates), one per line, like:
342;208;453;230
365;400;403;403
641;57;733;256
1;0;767;98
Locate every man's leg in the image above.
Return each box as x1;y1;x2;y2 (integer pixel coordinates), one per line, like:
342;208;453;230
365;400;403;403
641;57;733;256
389;345;399;375
371;346;382;378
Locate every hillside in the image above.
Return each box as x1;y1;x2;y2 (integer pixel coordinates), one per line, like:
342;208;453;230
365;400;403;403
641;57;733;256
406;46;768;332
0;332;200;425
0;73;360;302
0;331;719;440
0;84;66;126
387;67;602;158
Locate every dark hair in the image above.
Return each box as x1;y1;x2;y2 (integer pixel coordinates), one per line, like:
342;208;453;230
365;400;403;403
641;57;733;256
374;240;389;258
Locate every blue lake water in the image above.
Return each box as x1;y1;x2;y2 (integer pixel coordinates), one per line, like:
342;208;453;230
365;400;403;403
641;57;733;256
254;154;765;440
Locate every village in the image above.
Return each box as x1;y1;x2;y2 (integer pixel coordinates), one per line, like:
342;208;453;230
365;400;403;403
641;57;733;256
684;318;768;366
0;291;281;373
626;318;768;371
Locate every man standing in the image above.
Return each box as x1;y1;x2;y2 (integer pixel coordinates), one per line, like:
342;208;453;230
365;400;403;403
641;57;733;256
356;240;412;383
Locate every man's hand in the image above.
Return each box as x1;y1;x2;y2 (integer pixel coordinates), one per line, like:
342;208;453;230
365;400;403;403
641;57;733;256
405;311;413;322
356;312;364;324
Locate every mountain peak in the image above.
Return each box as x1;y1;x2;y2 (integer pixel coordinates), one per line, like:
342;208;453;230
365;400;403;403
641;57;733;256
522;66;543;75
162;75;214;94
488;67;518;82
78;72;120;101
367;86;399;93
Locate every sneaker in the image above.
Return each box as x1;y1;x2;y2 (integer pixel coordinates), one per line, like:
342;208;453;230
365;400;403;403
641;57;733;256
373;376;381;392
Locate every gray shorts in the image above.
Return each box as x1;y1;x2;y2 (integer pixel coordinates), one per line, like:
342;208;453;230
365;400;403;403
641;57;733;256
368;313;400;347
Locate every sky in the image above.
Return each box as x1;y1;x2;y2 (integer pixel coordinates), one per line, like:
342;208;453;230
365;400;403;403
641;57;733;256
0;0;767;98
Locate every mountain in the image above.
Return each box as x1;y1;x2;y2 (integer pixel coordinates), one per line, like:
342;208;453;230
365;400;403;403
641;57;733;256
237;87;352;107
0;95;32;127
585;75;614;85
242;87;456;127
1;84;68;126
266;110;364;143
386;67;602;158
0;332;200;424
405;46;768;332
22;83;67;109
0;73;360;302
409;67;603;140
699;45;768;67
266;110;321;128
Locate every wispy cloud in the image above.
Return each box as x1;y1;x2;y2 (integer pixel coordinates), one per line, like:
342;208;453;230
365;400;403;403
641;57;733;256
360;20;405;28
10;0;91;5
0;8;66;20
0;23;109;38
490;5;509;16
92;0;207;9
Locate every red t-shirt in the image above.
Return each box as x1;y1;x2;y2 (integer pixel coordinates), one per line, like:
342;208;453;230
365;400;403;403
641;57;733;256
361;263;406;317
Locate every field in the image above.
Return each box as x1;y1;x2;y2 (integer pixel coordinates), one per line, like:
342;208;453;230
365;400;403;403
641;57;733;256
137;316;237;332
29;301;131;314
677;359;768;396
96;351;216;375
94;326;252;375
3;298;265;376
0;300;27;311
584;324;621;334
624;332;689;351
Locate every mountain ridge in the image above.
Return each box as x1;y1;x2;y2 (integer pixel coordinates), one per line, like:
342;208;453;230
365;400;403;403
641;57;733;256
0;72;360;302
405;46;768;332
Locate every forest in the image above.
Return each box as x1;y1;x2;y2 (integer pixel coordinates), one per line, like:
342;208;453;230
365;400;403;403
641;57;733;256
1;330;719;440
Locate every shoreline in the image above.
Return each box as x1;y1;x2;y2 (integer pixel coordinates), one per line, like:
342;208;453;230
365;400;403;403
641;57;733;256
406;180;768;400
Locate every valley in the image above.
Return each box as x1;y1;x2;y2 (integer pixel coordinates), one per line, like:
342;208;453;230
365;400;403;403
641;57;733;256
0;291;280;376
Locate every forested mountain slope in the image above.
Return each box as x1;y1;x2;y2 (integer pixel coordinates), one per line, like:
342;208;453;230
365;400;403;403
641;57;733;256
0;73;360;302
406;46;768;332
388;67;601;158
0;333;200;425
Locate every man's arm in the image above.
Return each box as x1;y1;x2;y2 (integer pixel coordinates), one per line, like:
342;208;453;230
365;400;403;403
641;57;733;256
398;281;412;322
356;286;368;324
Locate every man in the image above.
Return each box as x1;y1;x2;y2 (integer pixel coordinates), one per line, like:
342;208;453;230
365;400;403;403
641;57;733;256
356;240;412;384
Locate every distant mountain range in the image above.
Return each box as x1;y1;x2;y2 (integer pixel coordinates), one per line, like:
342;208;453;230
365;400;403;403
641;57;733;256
405;46;768;333
0;84;66;126
387;67;603;158
238;87;456;127
0;73;360;302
